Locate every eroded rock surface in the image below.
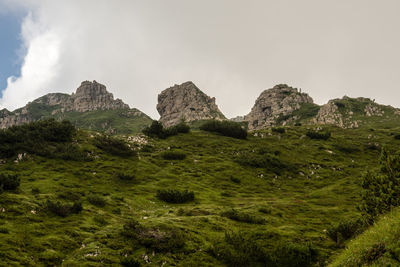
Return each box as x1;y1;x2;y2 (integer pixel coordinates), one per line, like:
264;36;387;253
157;81;226;127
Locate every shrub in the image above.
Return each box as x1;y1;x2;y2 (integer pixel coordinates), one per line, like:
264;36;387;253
45;200;82;217
258;207;272;214
394;134;400;140
230;176;241;184
117;172;135;181
93;135;136;157
221;209;265;224
143;120;190;139
0;119;76;158
87;194;106;207
273;242;318;267
200;120;247;139
156;189;194;203
235;153;292;175
211;232;318;267
326;218;364;246
306;130;331;140
161;150;186;160
271;127;285;134
0;172;20;191
122;220;185;252
359;148;400;224
121;256;141;267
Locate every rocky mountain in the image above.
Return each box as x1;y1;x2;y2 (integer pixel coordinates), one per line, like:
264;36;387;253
157;81;226;127
314;96;400;129
0;81;152;134
245;84;316;130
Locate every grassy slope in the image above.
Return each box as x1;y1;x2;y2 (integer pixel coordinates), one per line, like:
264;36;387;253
23;101;153;135
1;125;400;265
329;208;400;267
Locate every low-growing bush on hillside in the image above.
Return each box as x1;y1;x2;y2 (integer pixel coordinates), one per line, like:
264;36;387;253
235;152;293;174
271;127;285;134
122;220;185;252
394;134;400;140
45;200;83;217
93;134;136;157
0;119;76;158
200;120;247;139
143;120;190;139
87;194;106;207
326;218;365;246
0;172;20;192
120;256;141;267
161;150;186;160
156;189;194;203
221;209;265;224
359;148;400;224
230;176;241;184
306;130;331;140
211;231;318;267
116;172;135;181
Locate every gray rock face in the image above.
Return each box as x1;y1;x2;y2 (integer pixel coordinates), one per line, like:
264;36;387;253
313;100;345;127
0;80;130;129
157;81;226;127
245;84;314;130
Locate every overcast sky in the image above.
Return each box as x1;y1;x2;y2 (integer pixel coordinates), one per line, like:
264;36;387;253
0;0;400;119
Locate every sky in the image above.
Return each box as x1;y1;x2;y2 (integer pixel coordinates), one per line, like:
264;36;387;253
0;0;400;119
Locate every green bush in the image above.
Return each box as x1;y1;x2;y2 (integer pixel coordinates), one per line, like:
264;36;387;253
117;172;135;181
93;135;136;157
143;120;190;139
200;120;247;139
87;194;106;207
230;176;241;184
122;220;185;252
45;200;82;217
326;218;365;246
0;119;76;158
271;127;285;134
121;256;141;267
211;232;318;267
221;209;265;224
306;130;331;140
394;134;400;140
258;206;272;214
359;148;400;224
235;152;292;175
0;172;20;191
161;150;186;160
156;189;194;203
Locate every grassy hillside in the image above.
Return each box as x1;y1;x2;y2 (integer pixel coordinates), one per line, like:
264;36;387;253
1;121;400;266
17;101;153;135
329;208;400;266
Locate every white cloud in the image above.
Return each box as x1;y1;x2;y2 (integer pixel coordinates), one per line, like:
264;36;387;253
1;0;400;118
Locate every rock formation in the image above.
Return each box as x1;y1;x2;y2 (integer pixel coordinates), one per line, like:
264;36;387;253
245;84;314;130
157;81;226;127
0;81;147;132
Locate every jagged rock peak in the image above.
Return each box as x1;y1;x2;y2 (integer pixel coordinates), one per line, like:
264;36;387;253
70;80;129;112
245;84;314;130
0;80;132;129
157;81;226;127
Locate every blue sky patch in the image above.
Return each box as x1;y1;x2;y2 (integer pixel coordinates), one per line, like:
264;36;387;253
0;12;24;97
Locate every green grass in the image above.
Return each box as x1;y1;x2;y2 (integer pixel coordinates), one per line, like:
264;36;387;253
329;208;400;266
1;123;400;265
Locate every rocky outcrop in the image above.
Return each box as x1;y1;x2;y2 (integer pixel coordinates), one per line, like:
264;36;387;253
157;81;226;127
314;97;388;128
0;81;134;129
245;84;314;130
